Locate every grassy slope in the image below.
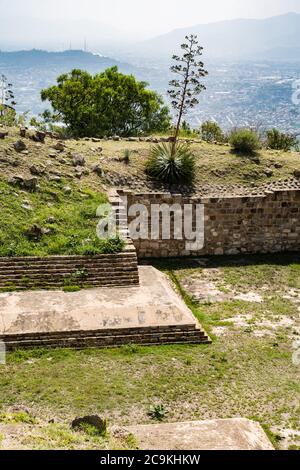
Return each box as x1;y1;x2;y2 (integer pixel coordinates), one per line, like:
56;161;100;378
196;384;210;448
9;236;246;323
0;128;125;256
0;253;299;450
0;179;123;257
0;127;299;256
1;128;300;188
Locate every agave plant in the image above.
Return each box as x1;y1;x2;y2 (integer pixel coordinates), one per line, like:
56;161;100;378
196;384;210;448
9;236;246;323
146;142;195;184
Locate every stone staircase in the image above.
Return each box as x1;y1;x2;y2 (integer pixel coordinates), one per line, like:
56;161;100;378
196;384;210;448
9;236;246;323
1;324;211;351
0;249;139;290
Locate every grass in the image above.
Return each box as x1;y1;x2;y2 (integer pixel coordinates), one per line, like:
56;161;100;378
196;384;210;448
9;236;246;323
0;254;299;449
0;127;300;194
1;253;300;449
0;179;123;257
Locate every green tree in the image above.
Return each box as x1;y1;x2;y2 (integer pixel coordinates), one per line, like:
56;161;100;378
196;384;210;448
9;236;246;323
266;128;299;151
41;67;171;137
201;121;224;143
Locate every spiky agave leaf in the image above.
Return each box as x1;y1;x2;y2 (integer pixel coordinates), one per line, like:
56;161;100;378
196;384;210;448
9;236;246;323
146;142;195;184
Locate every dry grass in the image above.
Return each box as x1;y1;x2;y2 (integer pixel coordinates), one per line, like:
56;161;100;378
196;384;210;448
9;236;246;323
1;127;300;192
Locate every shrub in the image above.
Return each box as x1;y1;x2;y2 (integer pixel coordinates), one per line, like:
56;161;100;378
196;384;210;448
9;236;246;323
145;142;195;184
148;404;168;422
179;121;199;138
229;129;261;155
122;149;132;164
201;121;224;143
266;128;298;151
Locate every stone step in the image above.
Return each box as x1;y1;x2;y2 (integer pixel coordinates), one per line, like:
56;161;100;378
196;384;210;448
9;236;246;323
1;324;201;342
0;266;138;277
0;279;139;289
0;252;137;263
2;328;210;350
0;255;137;266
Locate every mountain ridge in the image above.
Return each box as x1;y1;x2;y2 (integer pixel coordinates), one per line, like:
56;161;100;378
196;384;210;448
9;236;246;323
131;12;300;61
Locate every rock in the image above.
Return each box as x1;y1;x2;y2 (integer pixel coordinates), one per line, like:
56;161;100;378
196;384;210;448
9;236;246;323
264;169;273;178
9;176;38;192
21;203;33;211
48;132;59;139
49;175;61;182
71;416;107;435
0;131;9;139
72;153;85;167
63;186;72;194
47;216;56;224
294;170;300;178
31;130;46;143
19;127;27;137
30;164;46;176
91;138;101;143
13;140;27;152
112;135;120;141
274;163;283;169
93;147;103;153
49;153;57;158
23;177;38;192
52;141;65;152
92;164;104;177
8;175;24;186
74;167;84;179
25;224;43;241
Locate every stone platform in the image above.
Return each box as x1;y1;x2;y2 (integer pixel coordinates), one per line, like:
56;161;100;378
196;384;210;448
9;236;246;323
0;267;210;350
124;418;274;451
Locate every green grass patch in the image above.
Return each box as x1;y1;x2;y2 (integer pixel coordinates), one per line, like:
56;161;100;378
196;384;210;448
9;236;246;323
0;179;124;256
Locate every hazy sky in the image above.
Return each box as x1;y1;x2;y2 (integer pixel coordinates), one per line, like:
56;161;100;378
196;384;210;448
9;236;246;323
2;0;300;37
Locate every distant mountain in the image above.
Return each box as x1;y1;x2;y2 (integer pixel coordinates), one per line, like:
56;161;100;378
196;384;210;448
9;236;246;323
0;50;141;114
131;12;300;61
0;16;132;53
0;49;132;70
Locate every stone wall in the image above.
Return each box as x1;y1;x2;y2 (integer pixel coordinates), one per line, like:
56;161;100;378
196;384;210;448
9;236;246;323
119;189;300;258
0;247;139;290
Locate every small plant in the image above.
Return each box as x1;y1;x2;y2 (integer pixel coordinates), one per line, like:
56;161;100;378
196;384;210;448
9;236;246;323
75;267;88;279
121;344;140;355
63;286;81;293
148;404;168;422
266;128;299;151
122;149;132;164
201;121;224;143
0;411;36;425
146;142;195;184
230;129;261;155
179;121;199;138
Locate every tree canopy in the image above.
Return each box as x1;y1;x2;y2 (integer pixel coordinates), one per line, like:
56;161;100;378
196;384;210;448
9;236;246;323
41;67;171;137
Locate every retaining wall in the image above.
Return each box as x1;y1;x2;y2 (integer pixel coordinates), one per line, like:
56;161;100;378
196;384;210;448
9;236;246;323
0;247;139;290
120;189;300;258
